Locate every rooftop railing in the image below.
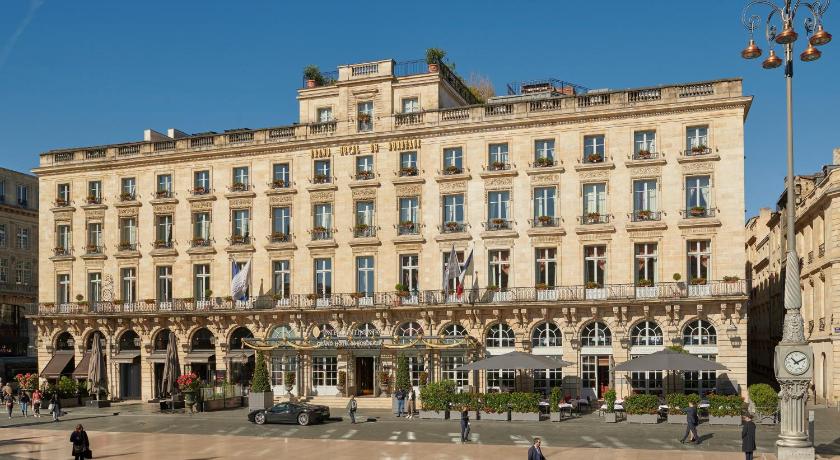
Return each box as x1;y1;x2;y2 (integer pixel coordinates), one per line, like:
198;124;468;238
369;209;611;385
34;279;748;316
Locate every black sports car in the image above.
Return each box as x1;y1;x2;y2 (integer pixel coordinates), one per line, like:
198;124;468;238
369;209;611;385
248;402;330;426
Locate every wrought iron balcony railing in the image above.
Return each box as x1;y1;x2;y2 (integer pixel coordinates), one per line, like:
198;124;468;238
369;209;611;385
34;280;749;316
632;151;660;161
631;210;662;222
311;228;333;240
683;146;713;156
531;216;560;228
684;207;716;218
441;222;467;233
397;222;420;235
530;157;557;168
353;225;376;238
485;219;513;231
580;213;610;225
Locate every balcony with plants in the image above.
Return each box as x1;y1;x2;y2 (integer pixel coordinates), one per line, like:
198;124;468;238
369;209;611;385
440;221;467;234
397;221;420;236
581;212;610;225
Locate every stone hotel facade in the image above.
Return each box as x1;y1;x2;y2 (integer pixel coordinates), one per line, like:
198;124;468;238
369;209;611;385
32;58;751;403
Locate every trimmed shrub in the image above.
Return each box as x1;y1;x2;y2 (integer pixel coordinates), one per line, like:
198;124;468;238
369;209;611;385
666;393;700;415
604;389;617;412
251;351;271;393
56;376;78;399
395;355;411;391
549;387;563;412
451;392;480;411
623;394;659;415
508;392;540;413
749;384;779;416
482;392;511;414
709;394;745;417
419;380;455;411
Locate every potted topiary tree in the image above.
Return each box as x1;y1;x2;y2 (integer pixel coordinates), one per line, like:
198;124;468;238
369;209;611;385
709;394;745;425
666;392;700;424
509;392;541;421
336;370;347;396
624;394;660;424
419;380;454;419
748;383;779;425
248;351;274;410
549;387;564;422
283;371;295;397
378;371;391;397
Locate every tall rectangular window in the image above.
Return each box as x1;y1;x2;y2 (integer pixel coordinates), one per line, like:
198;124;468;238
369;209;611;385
686;125;709;151
399;197;419;234
317;107;333;123
685;176;711;211
56;224;71;252
399;151;418;176
312;356;337;386
401;97;419;113
355;155;374;179
194;170;210;193
534;187;556;221
121;268;137;303
687;240;711;281
56;183;70;205
87;181;102;203
88;272;102;303
87;223;102;252
232;167;249;190
313;204;332;229
441;356;469;387
232;209;250;240
15;261;30;285
156;174;173;198
535;248;557;287
16;184;29;206
157;266;173;303
57;274;70;304
633;179;658;213
533;365;563;398
488;249;510;289
272;163;290;187
0;224;5;248
356;256;374;295
193;212;211;241
194;264;211;300
583;134;605;161
488;143;509;168
583;183;607;218
635;243;658;284
357;101;373;132
634;130;656;155
120;178;136;199
0;259;7;283
442;147;463;173
487;191;510;222
313;160;331;183
272;261;290;300
442;194;464;224
16;228;29;250
314;258;332;296
119;218;137;249
156;215;173;247
271;207;291;238
584;245;606;286
355;201;375;237
400;254;419;292
534;139;555;164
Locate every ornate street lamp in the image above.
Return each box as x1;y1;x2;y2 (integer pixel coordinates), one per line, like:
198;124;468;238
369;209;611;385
740;2;831;459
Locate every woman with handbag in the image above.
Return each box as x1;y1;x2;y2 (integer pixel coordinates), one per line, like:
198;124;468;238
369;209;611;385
31;389;42;418
70;424;90;460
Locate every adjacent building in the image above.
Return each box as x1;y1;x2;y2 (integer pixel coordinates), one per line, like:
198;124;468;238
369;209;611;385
31;58;751;403
747;148;840;404
0;168;38;382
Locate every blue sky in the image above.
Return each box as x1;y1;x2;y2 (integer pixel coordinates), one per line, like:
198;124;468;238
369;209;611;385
0;0;837;216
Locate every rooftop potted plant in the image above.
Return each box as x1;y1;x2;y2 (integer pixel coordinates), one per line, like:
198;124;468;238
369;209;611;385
624;393;660;424
708;394;745;425
425;48;446;73
249;351;274;410
303;65;324;88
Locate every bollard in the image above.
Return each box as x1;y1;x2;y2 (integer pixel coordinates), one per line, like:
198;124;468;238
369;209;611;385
808;410;815;445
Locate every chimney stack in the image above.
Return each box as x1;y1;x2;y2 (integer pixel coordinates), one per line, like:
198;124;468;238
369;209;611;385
143;129;169;142
833;147;840;165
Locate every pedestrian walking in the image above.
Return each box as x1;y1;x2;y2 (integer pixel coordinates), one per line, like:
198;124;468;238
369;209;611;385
528;437;546;460
406;388;416;419
19;392;30;417
70;424;90;460
395;388;405;417
459;407;470;443
32;389;42;417
3;393;13;419
679;401;700;445
49;393;61;422
346;395;358;424
742;414;757;460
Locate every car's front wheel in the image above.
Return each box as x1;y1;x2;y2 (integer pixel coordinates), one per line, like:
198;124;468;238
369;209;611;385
254;412;266;425
297;413;310;426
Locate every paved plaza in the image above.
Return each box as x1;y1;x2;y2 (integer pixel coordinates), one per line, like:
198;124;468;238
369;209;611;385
0;404;838;459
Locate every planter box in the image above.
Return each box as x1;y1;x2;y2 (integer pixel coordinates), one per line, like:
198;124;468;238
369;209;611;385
627;414;659;424
550;412;563;422
481;411;510;421
667;414;686;424
709;415;741;425
86;399;111;408
203;397;242;411
756;413;778;425
510;411;539;421
418;409;449;420
60;398;82;408
604;412;618;423
248;391;274;411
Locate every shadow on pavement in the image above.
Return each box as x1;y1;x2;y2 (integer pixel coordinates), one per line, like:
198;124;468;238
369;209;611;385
815;436;840;456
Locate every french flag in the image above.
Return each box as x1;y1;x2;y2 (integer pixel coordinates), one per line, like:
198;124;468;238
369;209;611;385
456;248;473;297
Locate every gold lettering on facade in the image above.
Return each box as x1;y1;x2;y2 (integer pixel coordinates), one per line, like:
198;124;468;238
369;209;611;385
389;139;421;151
311;148;331;158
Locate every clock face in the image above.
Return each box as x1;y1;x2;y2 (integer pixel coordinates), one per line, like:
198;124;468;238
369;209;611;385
784;351;810;375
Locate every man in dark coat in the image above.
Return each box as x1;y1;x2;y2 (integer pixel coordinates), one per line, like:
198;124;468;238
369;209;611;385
459;408;470;443
528;437;546;460
679;401;700;444
395;389;405;417
742;414;757;460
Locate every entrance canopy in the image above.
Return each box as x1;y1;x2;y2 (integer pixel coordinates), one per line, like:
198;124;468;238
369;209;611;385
613;348;728;372
184;351;215;363
42;351;74;379
455;351;574;371
71;352;91;379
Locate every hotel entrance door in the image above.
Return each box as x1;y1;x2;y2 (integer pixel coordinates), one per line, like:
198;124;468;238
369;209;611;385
355;357;374;396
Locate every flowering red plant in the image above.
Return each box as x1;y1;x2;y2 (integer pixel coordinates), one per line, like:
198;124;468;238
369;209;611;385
176;372;201;391
15;373;38;390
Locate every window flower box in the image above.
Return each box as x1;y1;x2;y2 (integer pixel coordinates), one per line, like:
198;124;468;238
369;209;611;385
118;242;134;251
444;165;462;175
636;210;653;220
691;144;710;154
689;206;707;217
490;161;507;171
587;153;603;163
636;149;652;159
193;186;207;195
271;232;289;243
272;180;289;189
54;199;69;207
534;157;554;167
313;174;330;184
231;182;247;192
119;192;135;201
155;190;171;199
399;167;418;176
86;195;100;204
356;170;374;180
